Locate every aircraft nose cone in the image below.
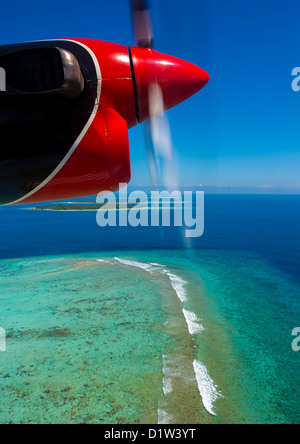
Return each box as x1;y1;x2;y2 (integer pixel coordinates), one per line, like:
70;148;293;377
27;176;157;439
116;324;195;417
130;47;209;123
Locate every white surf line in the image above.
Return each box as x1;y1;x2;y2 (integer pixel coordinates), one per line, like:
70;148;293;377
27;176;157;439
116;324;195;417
162;354;174;396
156;355;176;424
157;403;174;425
113;257;223;417
193;360;224;417
114;257;156;273
182;309;205;335
164;271;188;303
162;272;205;335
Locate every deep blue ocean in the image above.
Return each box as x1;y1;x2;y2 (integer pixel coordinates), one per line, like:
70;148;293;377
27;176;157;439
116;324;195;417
1;195;299;283
1;194;300;424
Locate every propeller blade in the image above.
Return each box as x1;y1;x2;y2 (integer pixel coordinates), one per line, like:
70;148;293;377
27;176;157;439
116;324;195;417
130;0;177;189
145;120;159;187
147;82;177;188
130;0;154;48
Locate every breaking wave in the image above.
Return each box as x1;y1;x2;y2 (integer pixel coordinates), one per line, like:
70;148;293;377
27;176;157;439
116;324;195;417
193;359;223;416
100;257;223;418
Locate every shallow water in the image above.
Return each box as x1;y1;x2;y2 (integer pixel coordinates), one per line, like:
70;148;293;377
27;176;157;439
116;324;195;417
1;195;300;423
1;250;300;424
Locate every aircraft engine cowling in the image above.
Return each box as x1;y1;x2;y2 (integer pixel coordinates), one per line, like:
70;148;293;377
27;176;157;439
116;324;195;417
0;38;209;205
0;39;135;205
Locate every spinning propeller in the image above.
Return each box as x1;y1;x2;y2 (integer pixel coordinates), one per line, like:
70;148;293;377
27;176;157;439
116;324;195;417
130;0;209;188
131;0;175;188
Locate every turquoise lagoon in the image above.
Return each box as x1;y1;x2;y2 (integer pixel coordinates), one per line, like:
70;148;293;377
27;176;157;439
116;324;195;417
0;195;300;424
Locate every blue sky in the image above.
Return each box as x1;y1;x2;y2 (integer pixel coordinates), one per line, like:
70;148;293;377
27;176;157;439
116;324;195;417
1;0;300;189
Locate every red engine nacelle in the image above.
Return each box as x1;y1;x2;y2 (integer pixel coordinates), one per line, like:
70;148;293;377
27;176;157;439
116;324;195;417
0;39;209;205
